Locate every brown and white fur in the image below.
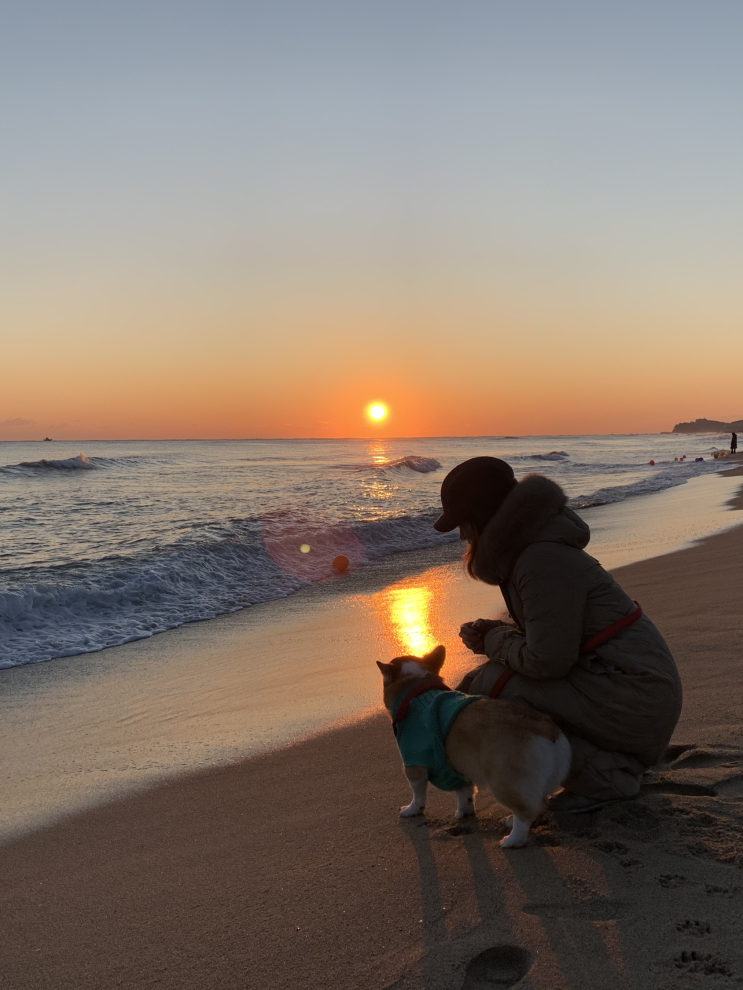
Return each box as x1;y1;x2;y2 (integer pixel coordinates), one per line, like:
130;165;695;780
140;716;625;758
378;645;572;848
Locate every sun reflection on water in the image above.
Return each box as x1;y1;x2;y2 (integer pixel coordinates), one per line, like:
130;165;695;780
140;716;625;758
360;441;394;504
368;440;389;466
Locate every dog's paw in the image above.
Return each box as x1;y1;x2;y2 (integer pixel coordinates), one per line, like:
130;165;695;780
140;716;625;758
500;833;528;849
455;806;476;820
400;804;425;818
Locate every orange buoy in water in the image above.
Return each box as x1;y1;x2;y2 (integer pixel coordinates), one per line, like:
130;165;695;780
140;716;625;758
649;460;655;465
332;555;349;573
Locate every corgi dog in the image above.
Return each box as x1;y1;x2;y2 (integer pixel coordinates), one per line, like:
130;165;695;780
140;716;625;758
378;644;571;848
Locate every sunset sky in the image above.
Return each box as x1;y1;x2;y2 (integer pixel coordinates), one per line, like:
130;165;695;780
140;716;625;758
2;1;742;440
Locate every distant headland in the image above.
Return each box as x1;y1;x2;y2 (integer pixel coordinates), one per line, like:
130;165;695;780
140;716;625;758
671;418;743;434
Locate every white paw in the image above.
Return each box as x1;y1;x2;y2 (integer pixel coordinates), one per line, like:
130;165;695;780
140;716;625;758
400;804;424;818
500;833;528;849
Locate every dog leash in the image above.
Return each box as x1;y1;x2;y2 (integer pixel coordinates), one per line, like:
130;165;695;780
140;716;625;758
579;601;642;655
488;602;643;700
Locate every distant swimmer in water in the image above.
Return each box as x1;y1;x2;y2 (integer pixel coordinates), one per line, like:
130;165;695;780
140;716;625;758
732;432;738;454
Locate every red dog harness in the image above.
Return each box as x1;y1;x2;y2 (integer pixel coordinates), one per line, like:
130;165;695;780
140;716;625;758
488;601;643;699
392;678;451;735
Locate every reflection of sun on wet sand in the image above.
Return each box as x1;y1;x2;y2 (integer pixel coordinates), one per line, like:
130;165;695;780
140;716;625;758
369;569;494;687
380;584;438;655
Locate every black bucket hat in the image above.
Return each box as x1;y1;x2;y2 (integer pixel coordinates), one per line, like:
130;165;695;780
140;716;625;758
433;456;516;533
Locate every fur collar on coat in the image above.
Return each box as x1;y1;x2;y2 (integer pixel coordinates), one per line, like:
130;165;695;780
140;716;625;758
471;474;588;585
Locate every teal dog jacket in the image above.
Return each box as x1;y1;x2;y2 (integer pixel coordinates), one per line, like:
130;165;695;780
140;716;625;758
391;684;480;791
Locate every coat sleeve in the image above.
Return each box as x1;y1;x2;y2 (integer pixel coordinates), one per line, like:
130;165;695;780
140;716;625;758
482;545;589;680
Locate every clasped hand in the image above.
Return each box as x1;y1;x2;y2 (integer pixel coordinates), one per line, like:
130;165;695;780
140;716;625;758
459;618;507;655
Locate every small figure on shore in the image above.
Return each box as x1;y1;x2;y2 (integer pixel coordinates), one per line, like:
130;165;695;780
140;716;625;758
732;432;738;454
433;457;682;814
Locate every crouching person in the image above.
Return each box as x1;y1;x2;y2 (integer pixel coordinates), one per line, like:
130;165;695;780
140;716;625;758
434;457;682;813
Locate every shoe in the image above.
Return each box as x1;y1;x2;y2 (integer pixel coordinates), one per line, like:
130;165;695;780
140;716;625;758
548;791;634;815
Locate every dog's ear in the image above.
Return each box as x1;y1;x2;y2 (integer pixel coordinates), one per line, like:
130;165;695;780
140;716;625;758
377;660;397;683
424;644;446;672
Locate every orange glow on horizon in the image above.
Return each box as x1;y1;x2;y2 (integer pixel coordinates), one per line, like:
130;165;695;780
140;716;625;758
3;300;742;440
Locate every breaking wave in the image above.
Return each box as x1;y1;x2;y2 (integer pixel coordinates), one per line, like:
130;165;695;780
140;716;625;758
0;512;456;668
521;450;570;461
570;458;724;508
384;455;442;473
17;453;96;471
0;452;144;475
338;454;442;473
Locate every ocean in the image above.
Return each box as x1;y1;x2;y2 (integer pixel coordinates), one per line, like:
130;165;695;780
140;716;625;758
0;434;734;669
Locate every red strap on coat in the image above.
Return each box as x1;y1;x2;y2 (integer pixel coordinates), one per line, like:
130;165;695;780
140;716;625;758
392;679;451;731
488;601;642;698
580;601;642;655
488;668;515;699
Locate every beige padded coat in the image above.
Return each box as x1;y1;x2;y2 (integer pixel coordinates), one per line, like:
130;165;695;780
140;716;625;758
458;475;683;799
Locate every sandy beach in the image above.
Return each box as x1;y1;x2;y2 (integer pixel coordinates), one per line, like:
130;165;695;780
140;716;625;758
2;468;743;990
7;3;743;985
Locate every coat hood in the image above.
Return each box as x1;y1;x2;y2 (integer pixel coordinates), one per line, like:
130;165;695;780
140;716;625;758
472;474;590;585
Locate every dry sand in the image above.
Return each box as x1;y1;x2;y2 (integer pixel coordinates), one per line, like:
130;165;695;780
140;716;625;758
3;476;743;989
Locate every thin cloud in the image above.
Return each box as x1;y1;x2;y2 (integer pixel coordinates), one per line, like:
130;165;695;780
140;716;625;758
0;417;37;428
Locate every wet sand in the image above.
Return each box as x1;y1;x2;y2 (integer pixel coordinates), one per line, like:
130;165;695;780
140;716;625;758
2;471;743;989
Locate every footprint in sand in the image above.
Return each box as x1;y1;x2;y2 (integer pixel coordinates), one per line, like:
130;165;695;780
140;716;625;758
657;874;689;888
705;883;740;898
662;744;742;770
676;919;712;935
591;839;630;854
461;946;533;990
674;951;733;977
590;840;641;868
644;745;743;798
713;774;743;798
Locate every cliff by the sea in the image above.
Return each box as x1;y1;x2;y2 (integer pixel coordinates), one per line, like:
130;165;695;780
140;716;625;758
672;417;743;433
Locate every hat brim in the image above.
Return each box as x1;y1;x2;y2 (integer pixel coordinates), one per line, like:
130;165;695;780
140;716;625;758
433;512;458;533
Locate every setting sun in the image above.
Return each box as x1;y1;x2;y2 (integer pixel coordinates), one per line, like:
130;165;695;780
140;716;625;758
367;403;388;421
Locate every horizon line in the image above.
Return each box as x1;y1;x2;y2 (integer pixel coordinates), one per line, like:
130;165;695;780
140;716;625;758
0;432;708;443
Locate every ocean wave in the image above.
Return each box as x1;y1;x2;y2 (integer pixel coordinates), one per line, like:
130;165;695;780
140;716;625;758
570;459;724;508
0;512;456;668
384;455;442;473
0;444;730;669
0;452;146;475
337;454;442;473
17;453;97;471
516;451;570;461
